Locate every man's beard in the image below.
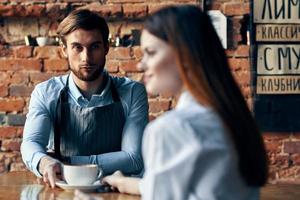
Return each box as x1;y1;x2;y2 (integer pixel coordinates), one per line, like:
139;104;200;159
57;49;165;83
71;65;104;82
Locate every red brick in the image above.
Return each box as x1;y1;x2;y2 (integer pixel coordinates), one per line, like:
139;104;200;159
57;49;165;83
244;2;250;14
107;0;145;3
46;3;68;19
107;47;132;60
80;3;122;18
240;86;251;98
232;17;243;33
133;46;143;60
12;46;33;58
0;72;11;85
149;99;171;113
235;45;250;57
0;127;23;139
208;2;222;10
0;84;8;97
0;164;6;173
0;5;17;17
265;141;282;154
148;3;175;13
10;72;29;85
13;5;27;16
0;98;25;112
263;132;290;141
44;59;69;71
9;85;34;97
292;133;300;140
233;34;243;42
291;154;300;165
284;141;300;154
25;5;46;17
106;60;119;73
226;45;250;58
159;91;174;99
232;71;250;86
222;2;249;16
277;166;298;179
225;49;235;58
10;162;27;172
61;0;94;2
1;139;21;151
269;155;290;168
268;166;277;181
228;58;250;71
119;60;140;72
0;45;13;57
33;46;61;59
30;72;57;84
123;4;148;18
161;0;196;2
0;59;42;71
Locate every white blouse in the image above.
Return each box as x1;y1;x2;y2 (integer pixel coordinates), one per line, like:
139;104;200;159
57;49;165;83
139;92;259;200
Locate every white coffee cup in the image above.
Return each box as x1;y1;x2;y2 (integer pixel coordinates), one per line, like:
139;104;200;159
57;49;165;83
62;164;102;186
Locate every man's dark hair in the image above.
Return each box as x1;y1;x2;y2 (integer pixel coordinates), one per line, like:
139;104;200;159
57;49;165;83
57;9;109;46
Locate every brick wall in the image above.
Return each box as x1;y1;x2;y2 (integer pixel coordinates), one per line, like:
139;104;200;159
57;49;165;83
0;0;299;184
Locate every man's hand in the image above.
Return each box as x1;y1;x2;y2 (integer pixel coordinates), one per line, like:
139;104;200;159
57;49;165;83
38;156;62;188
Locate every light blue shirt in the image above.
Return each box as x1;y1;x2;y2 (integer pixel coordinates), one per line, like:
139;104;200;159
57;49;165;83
139;92;259;200
21;71;149;177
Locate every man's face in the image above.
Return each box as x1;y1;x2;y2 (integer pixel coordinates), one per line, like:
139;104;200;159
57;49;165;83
62;29;109;82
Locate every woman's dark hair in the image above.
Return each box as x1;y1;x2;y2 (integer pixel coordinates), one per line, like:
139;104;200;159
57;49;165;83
144;5;268;186
57;9;109;46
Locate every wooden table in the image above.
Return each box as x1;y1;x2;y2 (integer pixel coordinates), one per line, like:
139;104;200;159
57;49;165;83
0;171;140;200
0;171;300;200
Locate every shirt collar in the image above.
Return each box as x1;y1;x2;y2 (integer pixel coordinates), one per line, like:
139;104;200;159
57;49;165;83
68;70;111;101
68;74;82;101
176;91;207;112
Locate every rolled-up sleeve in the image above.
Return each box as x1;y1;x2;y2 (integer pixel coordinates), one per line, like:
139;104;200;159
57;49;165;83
21;87;52;177
70;83;149;176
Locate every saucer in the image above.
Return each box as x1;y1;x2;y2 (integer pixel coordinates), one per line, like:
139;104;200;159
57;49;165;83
55;180;103;191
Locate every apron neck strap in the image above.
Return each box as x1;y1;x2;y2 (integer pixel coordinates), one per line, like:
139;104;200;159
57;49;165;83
62;74;121;103
110;78;121;102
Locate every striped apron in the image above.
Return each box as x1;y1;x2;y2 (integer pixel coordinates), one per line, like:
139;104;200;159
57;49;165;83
53;75;125;160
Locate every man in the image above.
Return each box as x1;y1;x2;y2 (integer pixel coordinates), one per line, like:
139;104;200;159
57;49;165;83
21;9;149;188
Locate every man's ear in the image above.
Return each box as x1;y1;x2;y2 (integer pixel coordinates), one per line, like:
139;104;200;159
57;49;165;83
105;42;109;55
61;44;68;58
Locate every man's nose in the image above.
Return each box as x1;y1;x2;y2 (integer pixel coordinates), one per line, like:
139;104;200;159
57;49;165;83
80;49;91;63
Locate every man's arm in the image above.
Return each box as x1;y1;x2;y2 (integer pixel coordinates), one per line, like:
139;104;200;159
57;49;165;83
21;87;53;177
69;83;149;175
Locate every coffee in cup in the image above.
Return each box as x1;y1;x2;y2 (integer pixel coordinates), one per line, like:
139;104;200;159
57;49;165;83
62;164;102;186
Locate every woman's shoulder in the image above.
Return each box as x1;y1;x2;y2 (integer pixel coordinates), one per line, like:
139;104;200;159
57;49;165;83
145;107;229;147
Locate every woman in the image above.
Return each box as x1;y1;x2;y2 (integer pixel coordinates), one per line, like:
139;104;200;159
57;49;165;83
74;5;268;200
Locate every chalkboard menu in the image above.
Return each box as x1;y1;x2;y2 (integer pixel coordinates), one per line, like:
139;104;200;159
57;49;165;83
252;0;300;131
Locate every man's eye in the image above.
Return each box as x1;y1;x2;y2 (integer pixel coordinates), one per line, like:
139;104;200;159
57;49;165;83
91;44;100;49
73;45;83;51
